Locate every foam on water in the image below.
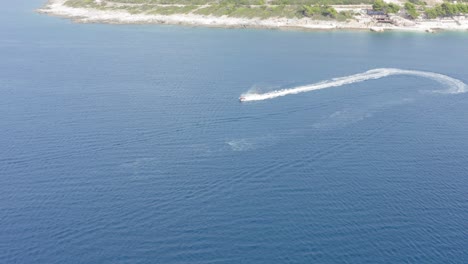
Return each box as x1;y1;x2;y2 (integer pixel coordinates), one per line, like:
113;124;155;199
240;68;467;102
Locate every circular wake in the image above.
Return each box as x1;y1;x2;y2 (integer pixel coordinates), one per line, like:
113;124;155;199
240;68;467;102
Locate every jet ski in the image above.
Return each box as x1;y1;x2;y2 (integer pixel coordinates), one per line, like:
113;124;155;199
239;96;246;102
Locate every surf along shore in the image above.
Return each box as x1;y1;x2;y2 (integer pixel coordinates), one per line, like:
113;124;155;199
38;0;468;32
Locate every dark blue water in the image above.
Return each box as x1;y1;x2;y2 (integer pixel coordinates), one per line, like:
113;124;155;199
1;1;468;263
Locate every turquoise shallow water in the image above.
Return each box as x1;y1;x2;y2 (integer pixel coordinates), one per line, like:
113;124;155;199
1;1;468;263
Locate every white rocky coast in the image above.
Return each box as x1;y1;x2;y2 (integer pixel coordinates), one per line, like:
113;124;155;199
38;0;468;32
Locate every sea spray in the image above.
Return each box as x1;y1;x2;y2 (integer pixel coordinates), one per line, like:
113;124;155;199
240;68;467;102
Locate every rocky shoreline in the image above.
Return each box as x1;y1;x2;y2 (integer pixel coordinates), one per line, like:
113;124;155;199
38;0;468;33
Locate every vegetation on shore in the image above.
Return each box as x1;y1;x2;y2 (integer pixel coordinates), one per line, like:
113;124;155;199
64;0;362;20
424;3;468;19
401;1;468;20
372;0;400;14
64;0;468;22
101;0;372;4
404;2;418;19
371;0;417;19
370;0;468;20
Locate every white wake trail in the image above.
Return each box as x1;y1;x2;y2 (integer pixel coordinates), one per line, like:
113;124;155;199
240;68;467;102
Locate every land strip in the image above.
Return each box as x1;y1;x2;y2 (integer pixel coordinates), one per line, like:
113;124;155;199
38;0;468;32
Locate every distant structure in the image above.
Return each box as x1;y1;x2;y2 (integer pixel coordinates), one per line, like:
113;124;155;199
367;10;392;23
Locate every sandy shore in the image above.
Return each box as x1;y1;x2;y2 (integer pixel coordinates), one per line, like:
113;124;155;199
38;0;468;32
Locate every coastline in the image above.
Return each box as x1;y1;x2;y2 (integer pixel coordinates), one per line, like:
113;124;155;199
38;0;468;33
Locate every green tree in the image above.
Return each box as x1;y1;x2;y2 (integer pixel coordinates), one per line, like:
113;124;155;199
441;3;458;16
301;4;338;18
404;2;419;19
301;5;320;17
425;7;438;18
387;3;400;13
322;5;338;18
372;0;386;11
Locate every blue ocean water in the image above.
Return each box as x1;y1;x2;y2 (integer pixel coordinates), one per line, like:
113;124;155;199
1;1;468;263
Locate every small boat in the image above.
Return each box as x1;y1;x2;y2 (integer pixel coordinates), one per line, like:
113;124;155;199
239;96;246;102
